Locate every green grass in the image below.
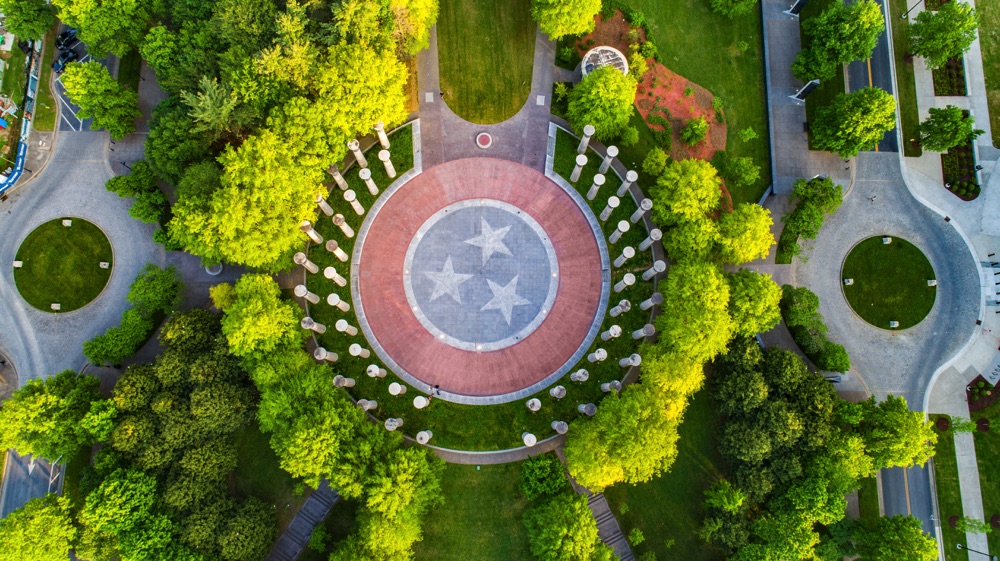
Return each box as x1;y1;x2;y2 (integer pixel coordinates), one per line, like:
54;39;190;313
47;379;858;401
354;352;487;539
13;218;113;312
977;0;1000;147
857;476;880;521
33;27;58;132
931;415;967;561
841;236;936;329
886;0;923;157
230;421;308;531
437;0;535;123
306;125;653;450
413;462;532;561
604;386;726;561
621;0;770;204
297;500;360;561
800;0;847;149
117;49;142;92
0;49;26;100
973;402;1000;555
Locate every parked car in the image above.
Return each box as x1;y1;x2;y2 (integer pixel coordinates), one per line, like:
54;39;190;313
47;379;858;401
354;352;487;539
53;49;79;74
55;28;78;50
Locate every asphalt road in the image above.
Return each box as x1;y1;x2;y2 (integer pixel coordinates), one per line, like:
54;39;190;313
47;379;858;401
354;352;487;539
882;465;937;534
0;452;61;517
846;0;900;152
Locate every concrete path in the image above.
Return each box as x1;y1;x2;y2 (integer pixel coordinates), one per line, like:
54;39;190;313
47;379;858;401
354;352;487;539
264;480;340;561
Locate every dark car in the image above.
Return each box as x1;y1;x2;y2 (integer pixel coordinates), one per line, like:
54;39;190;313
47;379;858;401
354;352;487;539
55;28;78;50
52;49;79;74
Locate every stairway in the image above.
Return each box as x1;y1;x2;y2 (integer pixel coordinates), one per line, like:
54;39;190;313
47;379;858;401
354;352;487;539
265;480;340;561
587;492;635;561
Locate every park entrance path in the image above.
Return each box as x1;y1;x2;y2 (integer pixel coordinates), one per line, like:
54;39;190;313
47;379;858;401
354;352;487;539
265;481;340;561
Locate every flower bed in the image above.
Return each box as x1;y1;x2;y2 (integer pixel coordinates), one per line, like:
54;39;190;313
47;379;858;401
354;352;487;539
968;376;998;411
933;57;967;96
941;138;981;200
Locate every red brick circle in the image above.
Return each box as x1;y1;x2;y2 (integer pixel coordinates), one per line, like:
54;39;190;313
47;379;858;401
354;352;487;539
355;158;605;400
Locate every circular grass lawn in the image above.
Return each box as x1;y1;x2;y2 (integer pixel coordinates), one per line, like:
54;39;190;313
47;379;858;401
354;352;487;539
842;236;936;329
14;218;113;312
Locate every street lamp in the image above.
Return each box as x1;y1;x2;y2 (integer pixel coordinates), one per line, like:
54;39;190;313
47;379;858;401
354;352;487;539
901;0;923;18
957;543;999;560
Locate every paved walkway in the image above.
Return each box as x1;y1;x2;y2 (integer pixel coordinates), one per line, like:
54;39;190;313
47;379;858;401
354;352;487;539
265;480;340;561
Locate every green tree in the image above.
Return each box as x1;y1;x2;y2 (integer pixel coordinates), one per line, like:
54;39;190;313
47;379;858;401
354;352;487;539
83;308;154;365
180;76;249;143
60;61;140;140
145;100;213;185
949;415;978;433
566;66;638;142
909;2;978;70
704;480;747;514
680;116;709;146
725;156;761;189
521;454;570;500
811;88;897;157
955;516;993;535
649;159;723;225
531;0;602;40
0;370;102;460
655;262;734;363
524;493;612;561
52;0;151;57
849;515;938;561
727;269;782;336
662;217;718;262
0;0;56;39
390;0;440;54
0;494;76;561
218;275;303;360
127;264;184;318
916;105;984;152
218;498;275;561
642;146;669;176
792;0;885;81
716;203;774;265
856;395;936;469
710;0;759;18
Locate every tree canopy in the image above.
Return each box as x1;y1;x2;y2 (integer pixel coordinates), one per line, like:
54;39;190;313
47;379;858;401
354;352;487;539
649;158;723;225
909;2;979;70
792;0;885;81
717;203;775;265
0;494;76;561
523;493;613;561
566;66;638;142
61;61;141;140
812;87;897;157
52;0;151;56
0;0;56;39
917;105;984;152
532;0;603;40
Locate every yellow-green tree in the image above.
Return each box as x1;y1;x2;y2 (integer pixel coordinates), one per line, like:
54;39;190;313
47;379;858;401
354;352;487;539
532;0;602;40
655;262;734;363
566;66;638;142
727;269;782;336
717;203;774;265
649;159;723;225
0;494;76;561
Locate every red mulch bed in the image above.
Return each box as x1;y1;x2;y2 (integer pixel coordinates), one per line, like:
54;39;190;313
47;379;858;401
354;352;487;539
979;418;991;432
991;514;1000;529
936;416;951;431
968;375;998;412
949;515;960;528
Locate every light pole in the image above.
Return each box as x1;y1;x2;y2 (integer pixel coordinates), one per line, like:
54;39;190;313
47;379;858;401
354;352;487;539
958;543;999;560
901;0;922;18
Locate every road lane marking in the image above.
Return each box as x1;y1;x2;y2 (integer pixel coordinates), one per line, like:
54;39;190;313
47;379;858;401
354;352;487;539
904;468;912;515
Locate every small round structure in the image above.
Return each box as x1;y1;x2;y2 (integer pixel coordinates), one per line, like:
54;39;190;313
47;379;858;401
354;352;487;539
841;236;936;329
476;132;493;149
581;46;629;77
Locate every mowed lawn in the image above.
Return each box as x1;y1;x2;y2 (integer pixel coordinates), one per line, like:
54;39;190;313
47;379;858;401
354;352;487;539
413;462;532;561
978;0;1000;147
800;0;847;146
437;0;535;124
623;0;770;204
13;218;113;312
603;386;726;561
973;402;1000;555
886;0;923;157
841;236;936;329
931;415;967;561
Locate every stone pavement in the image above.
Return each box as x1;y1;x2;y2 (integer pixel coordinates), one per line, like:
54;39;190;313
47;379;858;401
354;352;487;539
265;480;340;561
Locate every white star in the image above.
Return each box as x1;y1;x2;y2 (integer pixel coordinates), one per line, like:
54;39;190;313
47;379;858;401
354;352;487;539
424;256;473;304
481;275;531;325
464;218;513;265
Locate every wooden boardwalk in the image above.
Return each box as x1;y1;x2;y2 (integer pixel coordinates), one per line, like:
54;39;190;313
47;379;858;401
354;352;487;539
265;481;340;561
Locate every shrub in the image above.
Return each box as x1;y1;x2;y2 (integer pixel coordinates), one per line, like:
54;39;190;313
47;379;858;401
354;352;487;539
520;455;570;500
629;528;646;545
739;127;759;142
83;308;155;366
640;40;659;60
713;98;726;122
643;147;670;176
557;46;576;65
624;8;646;28
619;126;639;146
308;526;329;552
628;47;648;80
780;285;851;372
680;117;709;146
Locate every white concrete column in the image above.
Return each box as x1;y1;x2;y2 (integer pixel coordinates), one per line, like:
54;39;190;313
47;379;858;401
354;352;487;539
348;139;367;168
570;369;589;382
551;420;569;434
586;173;606;201
335;319;359;336
314;347;338;362
359;168;379;195
388;382;407;396
549;385;566;399
416;430;433;444
374;121;390;149
599;196;619;222
324;266;348;287
366;364;387;378
333;214;355;238
638;228;662;251
357;399;377;411
617;170;638;197
300;220;324;244
522;432;537;447
327;293;350;312
609;300;631;318
642;260;666;281
316;194;334;216
333;375;356;388
619;353;642;368
599;145;618;174
577;403;597;416
344;190;365;215
577;124;595;154
609;220;630;244
613;273;636;293
384;417;403;431
601;380;622;393
526;398;541;412
640;292;664;311
587;349;608;362
325;240;349;262
294;252;319;274
630;198;653;224
570;154;588;182
294;284;320;304
349;343;371;358
600;325;622;340
632;324;656;340
327;165;350;190
613;246;635;268
301;317;327;334
378;149;396;178
414;396;430;409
